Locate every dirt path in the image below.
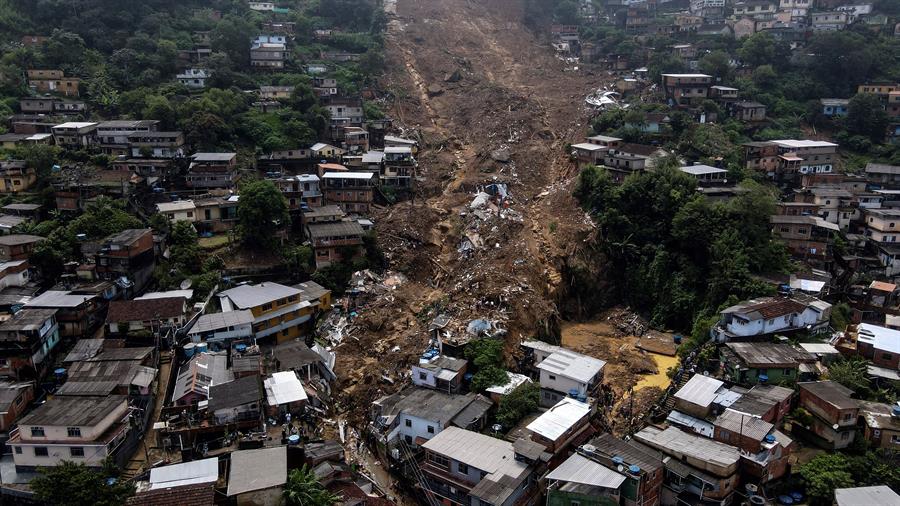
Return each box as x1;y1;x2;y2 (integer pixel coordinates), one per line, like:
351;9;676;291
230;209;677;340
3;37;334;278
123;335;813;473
334;0;609;422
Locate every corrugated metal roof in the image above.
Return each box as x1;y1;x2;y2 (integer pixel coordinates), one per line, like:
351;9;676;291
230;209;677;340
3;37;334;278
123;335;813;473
634;426;740;472
422;427;529;479
189;310;254;334
227;447;287;496
219;282;301;310
666;410;714;437
546;453;626;489
835;486;900;506
264;371;308;406
674;374;723;408
536;349;605;383
526;397;590;442
714;409;774;441
150;458;218;490
858;323;900;355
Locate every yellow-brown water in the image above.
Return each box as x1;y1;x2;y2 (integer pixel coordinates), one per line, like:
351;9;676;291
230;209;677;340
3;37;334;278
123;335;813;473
633;352;679;391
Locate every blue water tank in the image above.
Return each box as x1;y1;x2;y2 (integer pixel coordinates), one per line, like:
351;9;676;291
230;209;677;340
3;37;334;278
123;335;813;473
628;465;641;474
54;368;66;378
183;343;195;358
892;405;900;417
288;434;300;445
765;434;776;443
612;456;624;465
568;388;580;398
790;492;803;502
196;342;208;354
235;344;248;353
759;374;769;384
673;334;683;344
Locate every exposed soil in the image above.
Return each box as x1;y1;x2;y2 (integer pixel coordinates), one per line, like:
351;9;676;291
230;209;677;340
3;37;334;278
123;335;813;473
332;0;609;425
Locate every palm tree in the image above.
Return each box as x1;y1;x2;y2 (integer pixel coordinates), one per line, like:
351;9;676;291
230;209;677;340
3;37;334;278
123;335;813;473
283;465;340;506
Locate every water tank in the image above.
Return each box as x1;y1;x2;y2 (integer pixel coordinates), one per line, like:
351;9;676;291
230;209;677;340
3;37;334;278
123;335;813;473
673;334;683;344
892;405;900;418
183;343;196;358
287;434;300;445
568;388;580;398
778;495;794;505
790;492;804;502
765;434;776;444
612;456;624;465
195;342;208;354
758;374;769;384
628;465;641;474
235;344;248;353
577;394;587;403
54;368;66;379
749;496;765;506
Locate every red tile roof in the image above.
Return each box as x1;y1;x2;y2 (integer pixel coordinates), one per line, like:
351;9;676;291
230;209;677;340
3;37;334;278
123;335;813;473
742;299;806;320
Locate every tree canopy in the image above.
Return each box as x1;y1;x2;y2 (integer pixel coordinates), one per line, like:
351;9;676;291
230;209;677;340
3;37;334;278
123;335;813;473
237;179;290;248
31;460;135;506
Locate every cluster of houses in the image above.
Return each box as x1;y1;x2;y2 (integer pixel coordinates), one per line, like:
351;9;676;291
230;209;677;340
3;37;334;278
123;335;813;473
583;0;898;46
355;296;900;506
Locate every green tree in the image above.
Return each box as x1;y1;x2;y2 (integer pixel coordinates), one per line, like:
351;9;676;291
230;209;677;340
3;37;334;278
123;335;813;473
827;356;871;395
845;93;890;141
465;338;509;392
496;381;539;428
698;50;731;81
283;465;339;506
796;453;856;505
237;179;290;248
31;460;135;506
738;33;776;67
15;143;60;179
830;302;853;330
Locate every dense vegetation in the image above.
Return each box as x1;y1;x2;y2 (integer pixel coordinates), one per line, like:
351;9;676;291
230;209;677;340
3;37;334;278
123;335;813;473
796;450;900;505
575;162;787;331
0;0;385;155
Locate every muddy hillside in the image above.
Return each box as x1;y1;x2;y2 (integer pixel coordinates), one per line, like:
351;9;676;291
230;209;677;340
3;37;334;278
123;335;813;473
331;0;616;423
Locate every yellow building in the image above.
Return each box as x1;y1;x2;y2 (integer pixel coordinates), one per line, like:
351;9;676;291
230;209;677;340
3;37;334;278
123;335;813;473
0;163;37;193
217;281;331;344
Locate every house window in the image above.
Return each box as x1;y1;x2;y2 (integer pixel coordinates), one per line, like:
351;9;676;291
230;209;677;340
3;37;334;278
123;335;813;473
882;353;893;361
34;447;48;457
427;425;435;434
419;372;427;381
843;412;854;421
30;427;45;437
427;452;450;470
458;462;469;475
14;446;21;454
70;447;84;458
783;368;792;375
67;427;81;437
841;431;850;440
548;374;556;380
262;303;273;311
891;434;900;444
405;419;411;427
405;435;412;444
767;319;775;325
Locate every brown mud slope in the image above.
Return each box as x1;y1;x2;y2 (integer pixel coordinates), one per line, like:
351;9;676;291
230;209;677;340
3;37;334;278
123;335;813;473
334;0;612;423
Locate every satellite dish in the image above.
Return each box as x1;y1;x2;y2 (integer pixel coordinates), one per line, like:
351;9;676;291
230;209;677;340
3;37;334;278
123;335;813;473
180;279;193;290
617;464;624;472
832;423;840;430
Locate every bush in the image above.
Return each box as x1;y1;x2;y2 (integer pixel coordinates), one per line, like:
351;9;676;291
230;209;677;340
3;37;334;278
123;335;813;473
496;382;539;428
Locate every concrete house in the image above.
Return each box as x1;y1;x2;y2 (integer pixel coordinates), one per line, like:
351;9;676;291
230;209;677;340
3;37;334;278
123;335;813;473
0;381;35;432
105;297;187;335
0;308;60;380
421;427;540;506
94;228;156;294
10;395;132;470
52;122;98;148
660;74;713;106
839;323;900;370
171;352;232;406
156;201;196;222
526;397;593;455
634;426;740;506
370;387;492;448
537;349;606;407
712;295;831;342
411;354;468;393
322;171;376;214
821;98;849;116
186;310;254;347
798;381;859;449
207;375;263;425
187;153;237;189
227;446;287;505
567;434;664;506
177;68;209;88
546;453;627;506
721;342;814;385
218;282;318;344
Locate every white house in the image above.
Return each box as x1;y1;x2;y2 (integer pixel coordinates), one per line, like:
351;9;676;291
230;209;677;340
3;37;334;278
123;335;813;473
187;310;255;346
10;395;132;470
177;68;209;89
411;354;467;393
712;295;832;342
526;397;592;452
373;388;492;448
156;201;196;222
249;2;276;11
536;349;606;407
